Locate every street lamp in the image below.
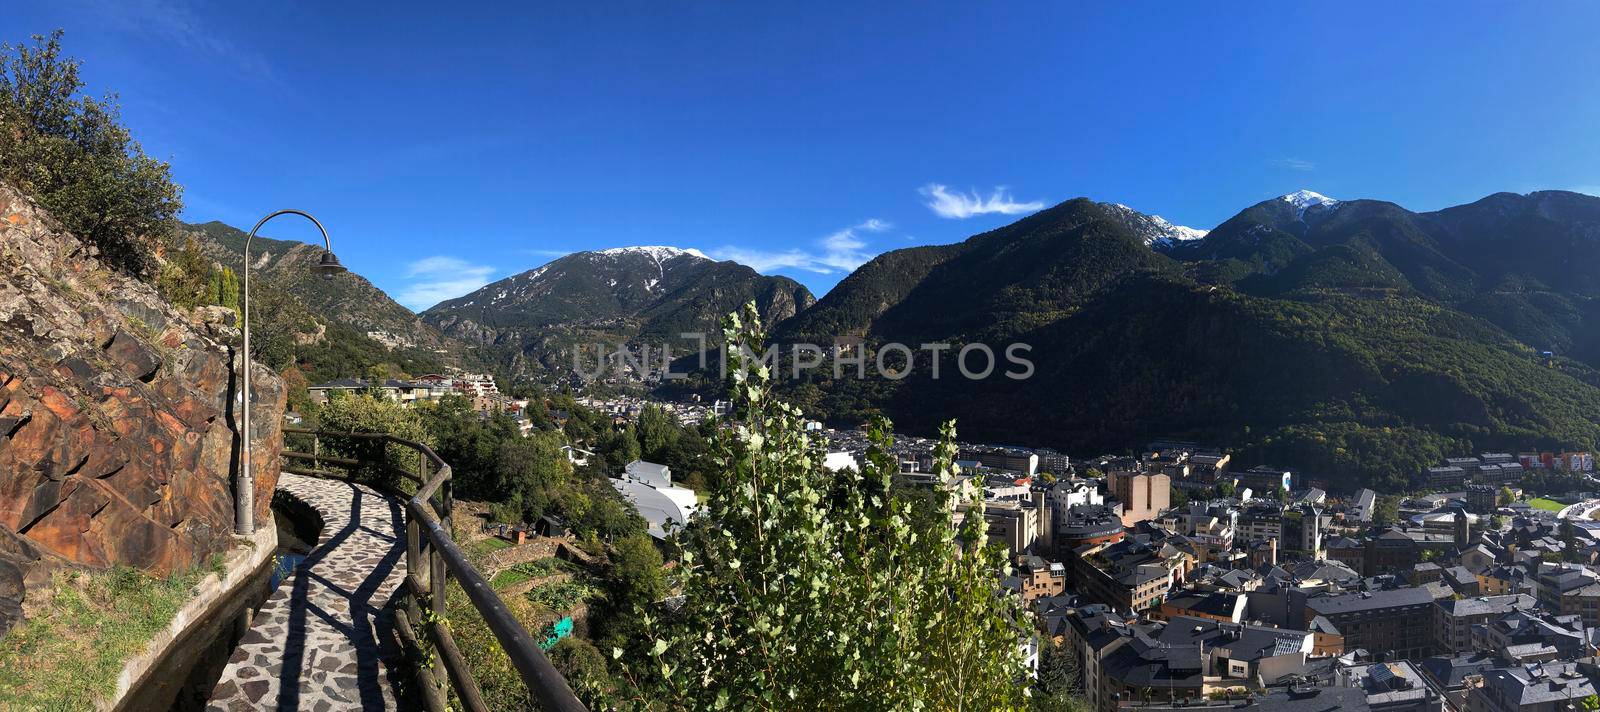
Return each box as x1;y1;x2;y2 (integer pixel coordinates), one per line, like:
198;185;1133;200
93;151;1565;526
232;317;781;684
236;210;345;535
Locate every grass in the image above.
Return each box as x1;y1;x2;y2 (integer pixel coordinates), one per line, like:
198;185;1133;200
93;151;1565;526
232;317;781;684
489;557;578;589
526;580;599;613
465;536;514;560
442;578;551;710
0;562;216;710
1529;497;1567;513
490;567;533;589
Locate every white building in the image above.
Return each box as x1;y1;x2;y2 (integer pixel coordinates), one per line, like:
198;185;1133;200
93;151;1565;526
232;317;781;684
612;459;699;539
823;452;859;472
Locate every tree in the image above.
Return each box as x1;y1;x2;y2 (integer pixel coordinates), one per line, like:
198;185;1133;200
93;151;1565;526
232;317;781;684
637;304;1029;710
0;31;182;277
210;266;240;311
599;426;641;471
1034;640;1091;712
315;391;427;490
493;432;569;523
1169;487;1190;510
608;533;666;611
548;637;610;697
593;532;667;656
1561;519;1583;563
636;404;678;462
1374;494;1401;527
155;234;213;310
572;481;645;542
416;396;521;499
280;365;313;417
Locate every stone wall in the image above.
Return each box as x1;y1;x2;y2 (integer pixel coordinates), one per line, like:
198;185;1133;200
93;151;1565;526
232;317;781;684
0;181;285;635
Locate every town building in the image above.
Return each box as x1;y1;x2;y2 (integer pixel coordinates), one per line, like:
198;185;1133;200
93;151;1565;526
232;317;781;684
1236;502;1285;543
1337;660;1446;712
1424;466;1469;489
1468;661;1597;712
1056;504;1128;549
1303;587;1436;660
1017;555;1068;602
1106;469;1170;527
1035;448;1072;476
1467;484;1503;514
1237;466;1292;495
1533;563;1600;613
609;460;698;539
1280;504;1325;559
1059;606;1133;712
956;498;1044;556
1069;537;1190;615
1154;589;1246;623
1433;594;1538;653
958;446;1039;476
1152;616;1313;684
307;377;447;406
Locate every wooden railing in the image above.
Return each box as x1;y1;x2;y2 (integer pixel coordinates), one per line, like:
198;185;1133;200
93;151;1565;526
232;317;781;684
281;427;587;712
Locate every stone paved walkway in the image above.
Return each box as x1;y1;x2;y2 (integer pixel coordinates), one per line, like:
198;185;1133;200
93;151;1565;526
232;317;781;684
206;473;410;711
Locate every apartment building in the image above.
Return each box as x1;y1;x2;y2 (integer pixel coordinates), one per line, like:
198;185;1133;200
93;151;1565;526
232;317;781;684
1304;587;1436;660
1433;594;1537;654
1106;469;1170;527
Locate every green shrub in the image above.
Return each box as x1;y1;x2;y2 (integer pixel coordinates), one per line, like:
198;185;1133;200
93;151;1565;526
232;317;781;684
0;31;182;278
315;391;428;492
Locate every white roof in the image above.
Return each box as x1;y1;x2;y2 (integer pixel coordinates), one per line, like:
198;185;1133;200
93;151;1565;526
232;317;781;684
624;459;672;488
610;479;698;539
823;452;859;473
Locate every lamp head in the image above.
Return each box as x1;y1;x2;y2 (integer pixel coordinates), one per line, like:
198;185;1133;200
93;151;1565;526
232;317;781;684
317;251;346;279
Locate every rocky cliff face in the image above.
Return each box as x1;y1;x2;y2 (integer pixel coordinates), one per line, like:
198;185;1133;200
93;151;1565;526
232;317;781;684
0;182;284;635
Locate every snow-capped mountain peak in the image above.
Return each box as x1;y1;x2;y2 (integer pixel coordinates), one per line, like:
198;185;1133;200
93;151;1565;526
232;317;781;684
595;245;709;261
1279;190;1339;220
1102;202;1209;249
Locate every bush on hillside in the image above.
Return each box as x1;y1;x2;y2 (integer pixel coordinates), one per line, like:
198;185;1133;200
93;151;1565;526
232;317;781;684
0;30;182;278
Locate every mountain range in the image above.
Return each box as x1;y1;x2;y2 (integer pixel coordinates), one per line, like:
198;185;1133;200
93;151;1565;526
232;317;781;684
772;189;1600;489
421;246;814;376
194;189;1600;490
183;221;469;381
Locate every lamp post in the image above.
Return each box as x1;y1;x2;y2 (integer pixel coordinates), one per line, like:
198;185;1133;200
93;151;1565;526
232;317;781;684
236;209;345;535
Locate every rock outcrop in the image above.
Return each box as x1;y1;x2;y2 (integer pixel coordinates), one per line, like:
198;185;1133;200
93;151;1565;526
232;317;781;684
0;182;284;636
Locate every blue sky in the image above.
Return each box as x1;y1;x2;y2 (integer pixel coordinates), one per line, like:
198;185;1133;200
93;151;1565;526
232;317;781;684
11;2;1600;309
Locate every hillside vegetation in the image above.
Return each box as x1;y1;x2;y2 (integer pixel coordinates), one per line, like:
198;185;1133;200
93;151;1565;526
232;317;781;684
771;195;1600;491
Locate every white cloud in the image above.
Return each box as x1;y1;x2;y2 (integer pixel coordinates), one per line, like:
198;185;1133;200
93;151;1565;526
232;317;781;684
1271;157;1317;172
398;256;496;311
919;184;1045;219
709;219;883;274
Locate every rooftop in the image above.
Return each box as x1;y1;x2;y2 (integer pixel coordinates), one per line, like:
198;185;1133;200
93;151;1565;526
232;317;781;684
1437;594;1536;618
1115;686;1371;712
1305;587;1434;616
1479;662;1597;706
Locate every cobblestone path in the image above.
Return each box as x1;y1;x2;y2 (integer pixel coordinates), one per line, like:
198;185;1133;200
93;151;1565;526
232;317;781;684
206;473;410;711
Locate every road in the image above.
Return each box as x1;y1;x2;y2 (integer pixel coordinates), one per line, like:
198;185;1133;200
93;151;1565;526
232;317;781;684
1557;499;1600;520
